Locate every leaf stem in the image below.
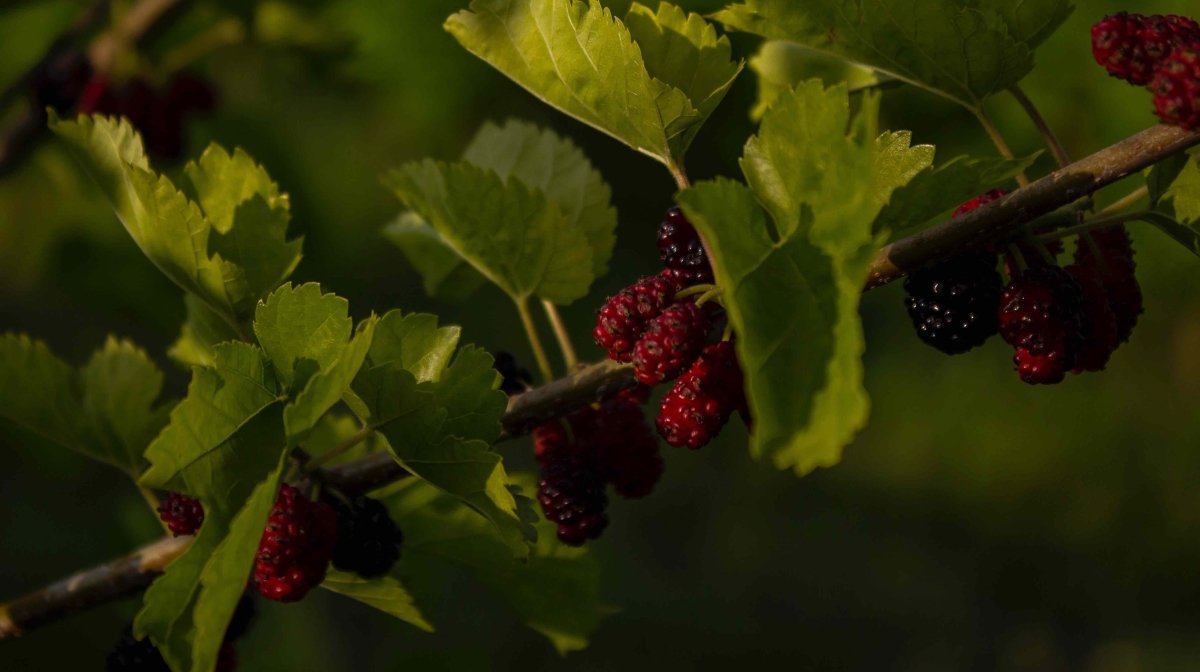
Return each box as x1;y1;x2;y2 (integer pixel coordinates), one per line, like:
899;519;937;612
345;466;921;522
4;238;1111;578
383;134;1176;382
304;424;375;472
1033;209;1174;244
674;283;716;299
696;287;724;306
1008;85;1071;168
540;300;578;371
972;106;1030;187
669;162;691;191
515;297;555;383
1101;185;1150;215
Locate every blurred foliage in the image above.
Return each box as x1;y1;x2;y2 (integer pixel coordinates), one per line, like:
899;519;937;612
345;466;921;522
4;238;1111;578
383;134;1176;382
2;0;1200;670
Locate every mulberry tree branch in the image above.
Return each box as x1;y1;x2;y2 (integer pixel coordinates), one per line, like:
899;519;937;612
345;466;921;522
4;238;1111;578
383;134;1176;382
1;123;1198;641
867;123;1200;288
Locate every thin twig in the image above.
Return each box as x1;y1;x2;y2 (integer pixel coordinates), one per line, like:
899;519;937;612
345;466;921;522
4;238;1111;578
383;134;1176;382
303;424;374;472
515;297;554;383
1101;185;1150;215
1008;85;1072;168
972;105;1030;187
541;300;578;371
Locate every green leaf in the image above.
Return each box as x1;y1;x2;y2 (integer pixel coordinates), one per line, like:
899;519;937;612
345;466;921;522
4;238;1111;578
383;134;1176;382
189;452;288;672
183;144;289;234
80;337;173;476
873;151;1037;239
678;82;925;474
384;479;605;654
713;0;1074;110
0;334;170;477
351;311;531;556
284;316;377;445
49;114;301;324
139;342;282;500
168;295;242;369
253;283;352;391
320;570;434;632
872;131;936;213
382;211;488;302
1151;149;1200;257
462;119;617;279
302;413;389;467
430;345;506;443
1151;149;1198;212
623;2;744;159
137;450;290;672
739;80;877;242
383;160;593;305
445;0;737;171
252;283;381;445
367;311;462;384
749;40;884;121
0;334;85;461
135;515;227;671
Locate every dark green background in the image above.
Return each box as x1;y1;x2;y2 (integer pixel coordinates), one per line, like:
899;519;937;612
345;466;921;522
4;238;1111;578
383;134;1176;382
2;1;1199;670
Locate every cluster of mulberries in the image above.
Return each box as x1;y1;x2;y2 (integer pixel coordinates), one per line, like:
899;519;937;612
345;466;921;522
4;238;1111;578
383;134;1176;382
903;193;1143;385
534;389;663;545
126;482;404;665
593;208;748;446
1092;12;1200;129
552;207;748;545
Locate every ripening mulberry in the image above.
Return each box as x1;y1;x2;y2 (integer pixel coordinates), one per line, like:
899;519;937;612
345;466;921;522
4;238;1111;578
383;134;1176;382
579;391;663;499
252;484;338;602
953;189;1009;217
537;448;609;546
75;72;217;162
1150;45;1200;130
656;341;745;449
1092;12;1200;85
1065;263;1120;373
594;273;680;362
158;492;204;537
1075;225;1143;344
998;266;1086;385
631;301;714;385
536;389;663;503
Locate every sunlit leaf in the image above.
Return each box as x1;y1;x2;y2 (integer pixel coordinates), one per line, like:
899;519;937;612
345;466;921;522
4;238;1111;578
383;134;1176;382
679;82;925;474
713;0;1073;110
